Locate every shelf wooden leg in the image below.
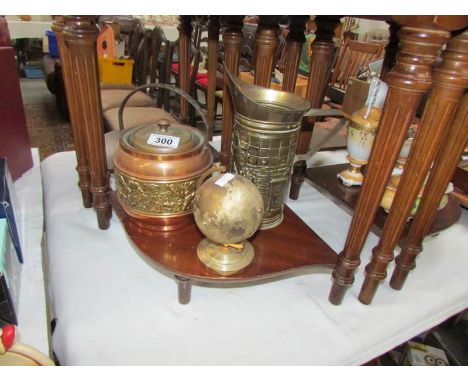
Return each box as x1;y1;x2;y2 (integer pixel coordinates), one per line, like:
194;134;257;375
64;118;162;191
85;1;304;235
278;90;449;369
175;275;192;304
289;160;307;200
359;29;467;305
329;24;450;305
391;92;468;290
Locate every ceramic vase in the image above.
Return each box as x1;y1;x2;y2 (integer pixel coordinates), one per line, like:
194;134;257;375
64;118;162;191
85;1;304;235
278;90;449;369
338;107;381;187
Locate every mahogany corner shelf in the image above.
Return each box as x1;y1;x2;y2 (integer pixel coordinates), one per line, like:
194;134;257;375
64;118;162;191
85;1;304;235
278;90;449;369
304;164;462;241
108;192;338;304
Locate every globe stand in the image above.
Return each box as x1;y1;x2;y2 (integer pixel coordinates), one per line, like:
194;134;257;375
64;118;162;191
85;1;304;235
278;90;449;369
197;239;254;276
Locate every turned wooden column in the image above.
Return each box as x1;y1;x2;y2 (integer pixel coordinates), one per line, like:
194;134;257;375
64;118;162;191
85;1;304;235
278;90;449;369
391;93;468;290
253;16;280;87
329;22;451;305
390;30;468;289
177;16;193;124
359;29;467;305
206;16;220;140
64;16;111;230
289;16;340;200
220;16;243;169
281;16;308;93
298;16;340;153
52;17;92;208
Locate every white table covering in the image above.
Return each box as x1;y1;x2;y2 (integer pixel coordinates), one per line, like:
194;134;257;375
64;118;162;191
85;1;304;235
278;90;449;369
42;150;468;365
13;149;49;356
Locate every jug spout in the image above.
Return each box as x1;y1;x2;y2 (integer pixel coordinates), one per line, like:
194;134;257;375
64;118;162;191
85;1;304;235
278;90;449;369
225;65;311;124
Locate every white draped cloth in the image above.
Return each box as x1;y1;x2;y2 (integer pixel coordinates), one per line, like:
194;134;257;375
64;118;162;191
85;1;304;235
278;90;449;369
42;149;468;365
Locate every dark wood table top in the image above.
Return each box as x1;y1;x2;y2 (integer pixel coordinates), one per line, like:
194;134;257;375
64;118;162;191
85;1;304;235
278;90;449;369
109;192;338;283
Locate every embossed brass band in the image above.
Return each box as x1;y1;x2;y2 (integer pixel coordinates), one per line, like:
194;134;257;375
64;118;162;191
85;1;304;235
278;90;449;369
114;170;200;217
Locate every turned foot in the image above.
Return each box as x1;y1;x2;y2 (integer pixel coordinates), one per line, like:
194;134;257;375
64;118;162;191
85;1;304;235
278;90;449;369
289;160;307;200
175;275;192;304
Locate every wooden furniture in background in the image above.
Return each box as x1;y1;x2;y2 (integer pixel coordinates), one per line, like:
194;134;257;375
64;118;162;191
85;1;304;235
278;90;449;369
280;16;309;93
176;17;192;124
330;38;383;91
219;16;244;169
325;37;384;107
204;16;221;140
296;16;341;154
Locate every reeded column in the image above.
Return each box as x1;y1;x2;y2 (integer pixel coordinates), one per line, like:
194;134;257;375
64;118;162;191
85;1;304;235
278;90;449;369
390;31;468;289
289;16;340;200
206;16;220;140
52;16;92;208
177;16;193;124
253;16;280;87
220;16;243;169
281;16;308;93
64;16;111;230
329;24;450;305
391;93;468;290
359;29;467;305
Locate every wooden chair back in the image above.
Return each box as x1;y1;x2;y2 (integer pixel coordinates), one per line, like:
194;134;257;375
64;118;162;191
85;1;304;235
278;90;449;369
330;38;384;90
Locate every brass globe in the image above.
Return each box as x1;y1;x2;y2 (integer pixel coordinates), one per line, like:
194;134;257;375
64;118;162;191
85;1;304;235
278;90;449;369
193;173;264;275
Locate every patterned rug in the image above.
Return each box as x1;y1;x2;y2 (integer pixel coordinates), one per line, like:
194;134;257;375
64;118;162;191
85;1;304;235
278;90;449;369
24;103;75;161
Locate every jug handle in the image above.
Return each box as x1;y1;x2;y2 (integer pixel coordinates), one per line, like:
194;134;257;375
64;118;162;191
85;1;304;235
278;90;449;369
196;163;226;190
117;83;210;141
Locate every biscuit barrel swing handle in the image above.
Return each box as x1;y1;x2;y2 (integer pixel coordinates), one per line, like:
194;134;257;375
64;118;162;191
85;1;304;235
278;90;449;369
117;83;210;140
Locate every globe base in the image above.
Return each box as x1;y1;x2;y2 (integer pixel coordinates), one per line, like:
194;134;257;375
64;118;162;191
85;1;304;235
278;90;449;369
197;239;254;275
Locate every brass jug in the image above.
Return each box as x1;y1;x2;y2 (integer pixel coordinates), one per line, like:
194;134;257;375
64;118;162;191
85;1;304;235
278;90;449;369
226;69;311;229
